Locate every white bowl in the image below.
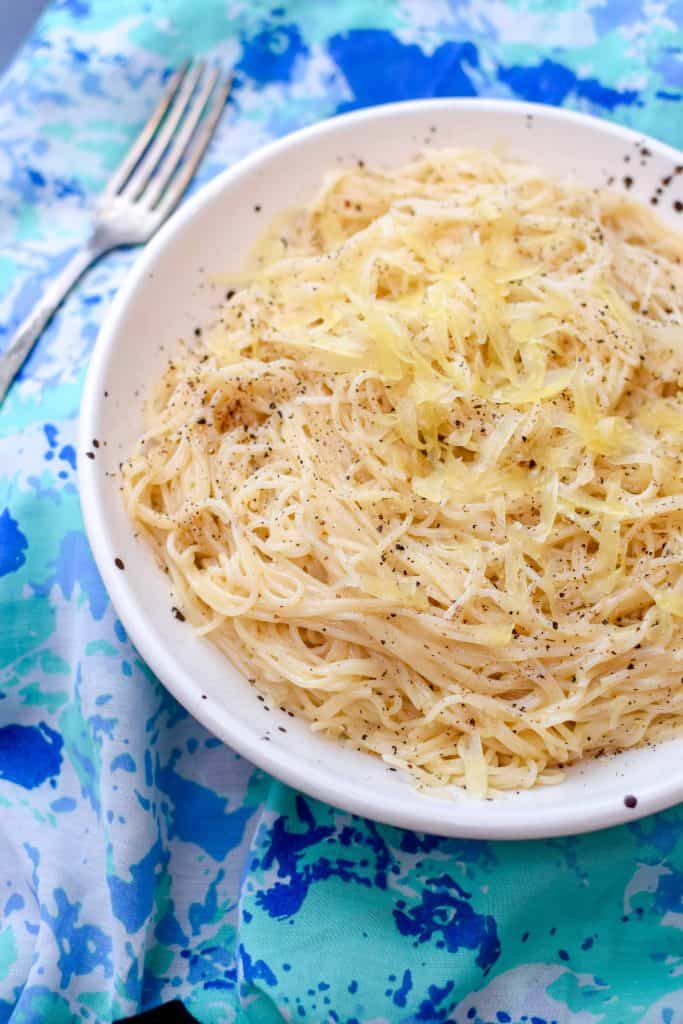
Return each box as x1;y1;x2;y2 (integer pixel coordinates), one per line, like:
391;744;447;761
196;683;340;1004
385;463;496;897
80;98;683;839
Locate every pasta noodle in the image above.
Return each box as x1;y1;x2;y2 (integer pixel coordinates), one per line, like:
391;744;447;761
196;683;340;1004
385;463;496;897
123;149;683;796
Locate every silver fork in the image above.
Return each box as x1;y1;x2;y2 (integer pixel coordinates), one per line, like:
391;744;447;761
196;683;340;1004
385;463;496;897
0;60;232;404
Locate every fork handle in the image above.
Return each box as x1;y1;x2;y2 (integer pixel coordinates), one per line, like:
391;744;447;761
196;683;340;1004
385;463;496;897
0;242;106;405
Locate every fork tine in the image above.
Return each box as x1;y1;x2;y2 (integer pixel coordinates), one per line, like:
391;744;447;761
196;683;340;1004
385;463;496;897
154;75;232;222
143;65;221;209
122;61;205;201
103;60;190;198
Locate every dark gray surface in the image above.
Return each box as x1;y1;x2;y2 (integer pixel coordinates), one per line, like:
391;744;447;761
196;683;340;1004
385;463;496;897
0;0;50;73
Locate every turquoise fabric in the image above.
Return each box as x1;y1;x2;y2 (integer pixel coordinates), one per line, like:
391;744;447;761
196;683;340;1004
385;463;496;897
1;2;683;1022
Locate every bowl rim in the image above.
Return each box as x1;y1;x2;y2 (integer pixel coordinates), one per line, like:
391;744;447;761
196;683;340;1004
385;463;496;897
79;97;683;839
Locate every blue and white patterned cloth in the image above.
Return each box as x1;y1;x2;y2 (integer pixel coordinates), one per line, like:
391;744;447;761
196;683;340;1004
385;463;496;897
1;3;683;1022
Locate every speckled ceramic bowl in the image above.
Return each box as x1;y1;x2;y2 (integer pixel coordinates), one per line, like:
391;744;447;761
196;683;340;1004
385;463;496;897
79;98;683;838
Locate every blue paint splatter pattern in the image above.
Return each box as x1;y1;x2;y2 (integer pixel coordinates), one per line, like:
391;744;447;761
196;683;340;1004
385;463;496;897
0;1;682;1021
